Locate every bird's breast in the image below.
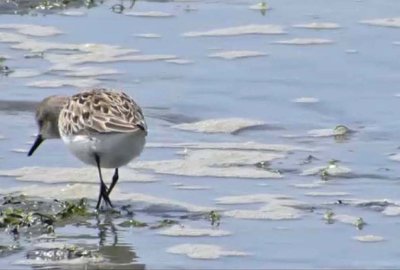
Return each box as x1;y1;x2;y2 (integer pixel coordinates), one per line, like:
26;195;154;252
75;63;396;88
61;131;145;168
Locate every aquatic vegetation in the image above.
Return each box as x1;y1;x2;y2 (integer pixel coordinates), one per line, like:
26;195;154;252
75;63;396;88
0;197;91;237
2;183;215;213
118;219;148;228
28;0;96;12
319;160;339;180
33;0;65;11
119;218;185;229
305;125;352;142
333;125;352;142
35;0;95;12
0;207;36;228
324;210;334;224
0;243;21;257
56;198;88;219
0;65;12;76
300;155;319;165
0;206;54;236
0;0;137;15
208;210;221;227
25;242;103;264
301;159;352;180
255;160;282;175
255;160;270;168
249;1;269;15
333;125;351;136
319;169;329;181
150;219;179;229
354;217;366;230
0;58;12;76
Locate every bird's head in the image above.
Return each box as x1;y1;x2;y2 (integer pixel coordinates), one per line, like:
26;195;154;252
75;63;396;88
28;95;68;156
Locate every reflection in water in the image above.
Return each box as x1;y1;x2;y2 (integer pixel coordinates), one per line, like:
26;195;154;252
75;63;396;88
111;0;136;14
334;134;351;143
96;213;118;247
95;213;144;269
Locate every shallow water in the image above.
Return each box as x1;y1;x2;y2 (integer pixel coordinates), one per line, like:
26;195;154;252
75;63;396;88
1;0;400;268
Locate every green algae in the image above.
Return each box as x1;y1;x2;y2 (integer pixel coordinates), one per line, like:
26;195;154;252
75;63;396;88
26;243;101;262
208;210;221;227
0;196;90;235
324;209;335;224
150;219;179;229
318;160;347;180
1;0;136;15
118;218;181;229
118;219;148;228
355;217;366;230
56;198;89;219
0;57;12;76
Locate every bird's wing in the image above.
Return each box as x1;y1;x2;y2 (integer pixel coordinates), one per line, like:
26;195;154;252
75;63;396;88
59;89;147;136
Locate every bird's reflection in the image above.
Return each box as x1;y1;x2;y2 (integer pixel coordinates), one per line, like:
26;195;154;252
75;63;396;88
334;134;351;143
95;212;145;269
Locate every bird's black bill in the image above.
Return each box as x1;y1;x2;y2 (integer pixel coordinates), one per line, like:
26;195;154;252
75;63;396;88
27;134;44;156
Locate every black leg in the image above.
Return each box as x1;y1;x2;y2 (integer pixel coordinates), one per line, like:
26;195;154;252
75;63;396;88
107;168;119;197
96;182;111;210
94;154;113;209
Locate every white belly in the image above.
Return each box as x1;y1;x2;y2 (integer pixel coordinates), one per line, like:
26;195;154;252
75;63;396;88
61;131;146;168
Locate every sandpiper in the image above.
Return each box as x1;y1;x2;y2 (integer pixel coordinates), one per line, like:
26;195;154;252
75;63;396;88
28;88;147;209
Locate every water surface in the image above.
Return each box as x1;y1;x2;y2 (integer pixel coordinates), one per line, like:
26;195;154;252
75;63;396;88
1;0;400;269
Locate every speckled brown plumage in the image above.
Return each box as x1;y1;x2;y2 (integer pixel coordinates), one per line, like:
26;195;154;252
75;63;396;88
58;88;147;136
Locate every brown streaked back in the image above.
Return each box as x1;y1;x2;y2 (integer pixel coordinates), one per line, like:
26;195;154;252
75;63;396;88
58;88;147;137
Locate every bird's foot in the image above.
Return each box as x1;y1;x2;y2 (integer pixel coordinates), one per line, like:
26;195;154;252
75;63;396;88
96;182;113;210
